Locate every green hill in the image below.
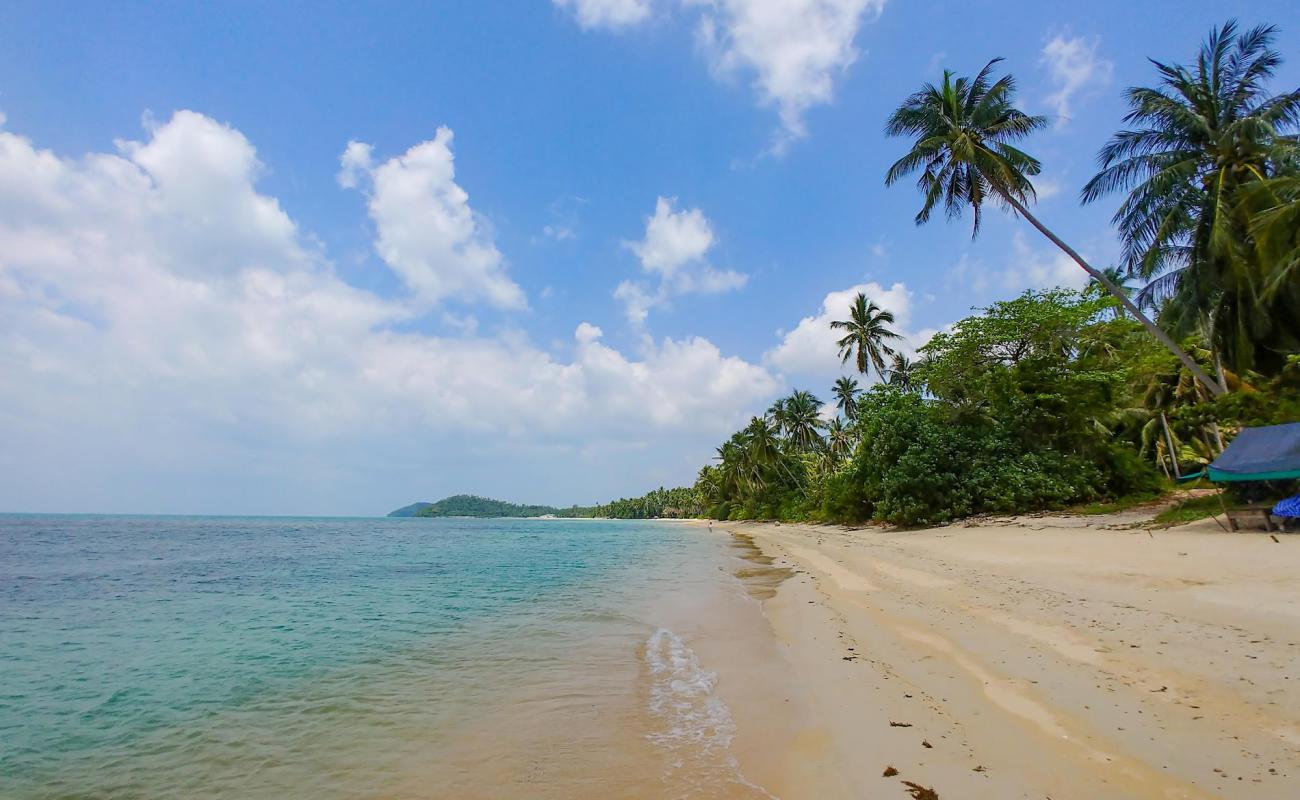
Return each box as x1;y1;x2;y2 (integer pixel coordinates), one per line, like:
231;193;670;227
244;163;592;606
387;494;594;519
387;502;435;518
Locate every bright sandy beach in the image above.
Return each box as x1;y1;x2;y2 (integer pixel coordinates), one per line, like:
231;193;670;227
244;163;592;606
703;512;1300;800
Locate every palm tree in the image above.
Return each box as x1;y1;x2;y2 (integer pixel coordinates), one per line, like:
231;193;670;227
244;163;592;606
1248;175;1300;297
1089;266;1137;319
832;376;860;420
885;58;1226;396
826;417;855;464
1081;21;1300;376
831;293;902;382
743;415;786;488
886;353;918;392
715;435;748;497
782;390;826;452
766;397;791;436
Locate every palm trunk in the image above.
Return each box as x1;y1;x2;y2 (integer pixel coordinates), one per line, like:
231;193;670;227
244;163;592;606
1160;413;1182;479
1004;196;1228;397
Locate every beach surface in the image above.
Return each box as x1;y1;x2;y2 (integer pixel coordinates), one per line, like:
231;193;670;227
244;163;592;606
714;512;1300;799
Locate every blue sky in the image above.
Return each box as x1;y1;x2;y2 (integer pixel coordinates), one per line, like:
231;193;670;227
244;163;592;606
2;1;1297;514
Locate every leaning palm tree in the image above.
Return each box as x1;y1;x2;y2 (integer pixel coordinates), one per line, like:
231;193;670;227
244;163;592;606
832;376;860;420
885;58;1226;396
831;293;902;382
1081;21;1300;375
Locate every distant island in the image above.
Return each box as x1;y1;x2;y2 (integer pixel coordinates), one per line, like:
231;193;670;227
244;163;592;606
387;494;594;519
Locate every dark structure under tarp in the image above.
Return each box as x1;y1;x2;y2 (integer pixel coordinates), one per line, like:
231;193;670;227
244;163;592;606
1208;422;1300;482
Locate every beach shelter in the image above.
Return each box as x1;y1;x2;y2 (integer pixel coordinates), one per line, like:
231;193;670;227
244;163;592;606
1207;423;1300;482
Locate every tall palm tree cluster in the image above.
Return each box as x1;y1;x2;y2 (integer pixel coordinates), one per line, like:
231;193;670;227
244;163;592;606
695;292;913;516
600;21;1298;521
886;20;1299;394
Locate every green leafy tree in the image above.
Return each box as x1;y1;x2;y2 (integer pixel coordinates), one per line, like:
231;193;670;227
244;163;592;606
831;293;902;382
885;57;1226;396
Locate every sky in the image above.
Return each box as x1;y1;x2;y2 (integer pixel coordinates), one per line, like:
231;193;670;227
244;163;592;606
2;1;1297;515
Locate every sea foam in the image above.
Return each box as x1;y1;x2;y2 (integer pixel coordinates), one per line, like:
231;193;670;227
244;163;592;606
644;628;777;798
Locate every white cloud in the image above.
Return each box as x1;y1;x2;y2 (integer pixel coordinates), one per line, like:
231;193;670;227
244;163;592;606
542;223;576;241
1040;33;1113;126
691;0;885;151
340;128;526;310
0;112;780;512
1034;175;1062;200
1002;232;1091;291
554;0;655;29
616;196;746;323
947;233;1092;296
627;196;714;276
766;280;926;379
336;140;372;189
557;0;885;152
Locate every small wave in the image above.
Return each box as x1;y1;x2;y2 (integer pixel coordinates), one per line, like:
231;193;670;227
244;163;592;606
644;628;776;799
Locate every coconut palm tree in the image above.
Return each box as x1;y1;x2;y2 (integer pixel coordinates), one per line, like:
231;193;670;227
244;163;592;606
743;415;786;488
886;353;918;392
885;58;1226;396
825;417;855;464
715;436;746;496
1248;175;1300;298
831;293;902;382
832;376;860;420
1082;21;1300;375
1088;266;1138;319
782;390;826;452
766;397;791;436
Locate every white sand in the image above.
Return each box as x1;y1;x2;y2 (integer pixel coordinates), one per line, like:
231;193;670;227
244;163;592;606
717;512;1300;799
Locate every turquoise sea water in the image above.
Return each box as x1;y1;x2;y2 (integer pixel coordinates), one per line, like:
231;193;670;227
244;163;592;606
0;515;765;799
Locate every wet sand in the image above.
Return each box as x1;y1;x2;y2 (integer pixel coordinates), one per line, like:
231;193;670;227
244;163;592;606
718;513;1300;799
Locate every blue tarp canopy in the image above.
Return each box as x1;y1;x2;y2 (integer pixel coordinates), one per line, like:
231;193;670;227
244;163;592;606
1208;423;1300;482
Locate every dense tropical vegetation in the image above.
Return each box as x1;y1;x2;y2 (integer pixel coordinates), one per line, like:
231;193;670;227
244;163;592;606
388;495;594;518
598;21;1298;527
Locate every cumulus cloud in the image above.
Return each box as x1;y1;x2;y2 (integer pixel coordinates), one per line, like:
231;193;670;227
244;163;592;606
339;128;526;310
616;196;746;324
0;112;780;512
556;0;885;152
1040;33;1113;125
628;196;715;276
766;281;933;379
335;140;373;189
691;0;885;152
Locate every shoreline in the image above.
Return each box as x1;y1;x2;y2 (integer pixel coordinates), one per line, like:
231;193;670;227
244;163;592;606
706;513;1299;799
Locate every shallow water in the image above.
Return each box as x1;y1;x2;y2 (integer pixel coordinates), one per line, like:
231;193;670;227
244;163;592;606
0;515;775;799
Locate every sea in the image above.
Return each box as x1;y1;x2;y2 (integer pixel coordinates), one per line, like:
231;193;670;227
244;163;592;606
0;515;785;799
